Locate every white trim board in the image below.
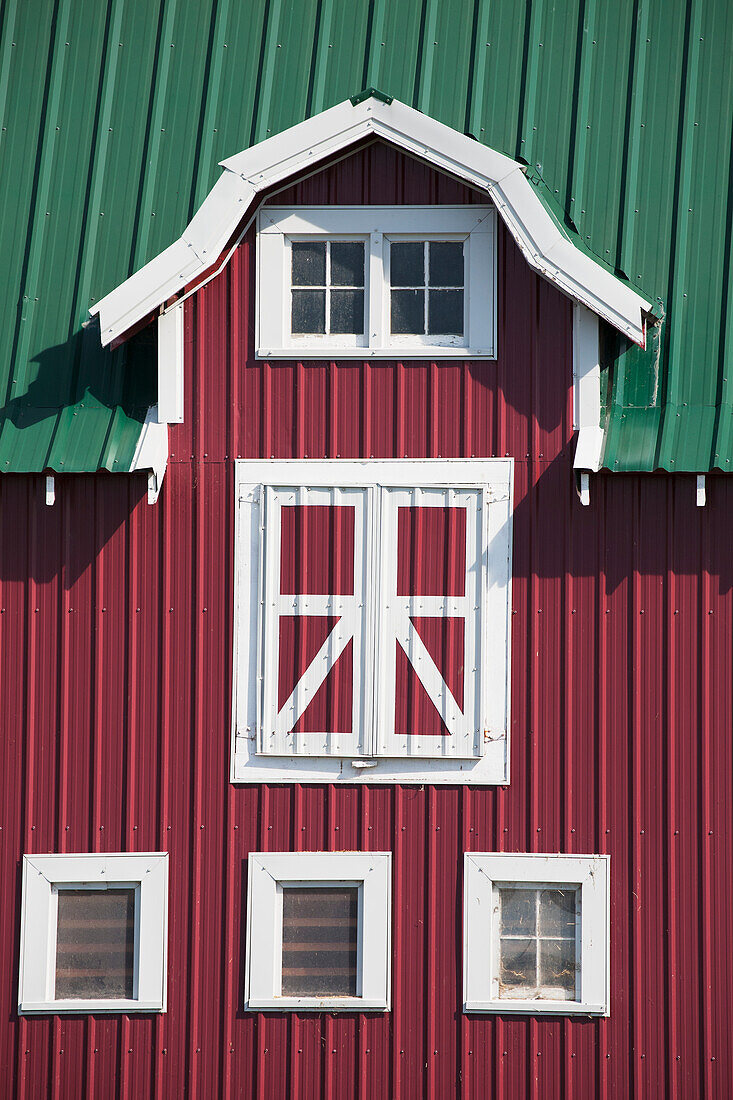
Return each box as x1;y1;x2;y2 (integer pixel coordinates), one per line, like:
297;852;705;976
244;851;391;1011
463;852;610;1016
573;303;604;473
130;404;169;504
90;96;652;350
18;852;169;1014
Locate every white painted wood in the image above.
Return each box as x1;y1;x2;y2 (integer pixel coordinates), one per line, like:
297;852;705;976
157;303;184;423
45;476;55;506
577;471;591;507
90;96;651;349
130;405;168;503
375;486;484;759
245;851;391;1011
259;484;372;757
463;852;610;1015
696;474;706;506
573;304;604;472
232;458;513;784
18;852;168;1014
257;206;495;359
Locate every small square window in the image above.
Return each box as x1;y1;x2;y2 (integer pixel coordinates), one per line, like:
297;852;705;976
18;853;168;1014
497;886;578;1000
55;887;136;1000
389;240;465;338
257;206;495;358
245;851;391;1011
281;885;359;996
463;853;610;1015
290;240;365;336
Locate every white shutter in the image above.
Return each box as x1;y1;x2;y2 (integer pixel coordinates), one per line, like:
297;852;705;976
258;485;374;756
374;485;486;758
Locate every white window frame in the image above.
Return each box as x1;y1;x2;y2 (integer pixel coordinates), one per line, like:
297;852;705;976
463;853;610;1015
231;458;513;786
245;851;391;1011
256;205;496;359
18;852;168;1014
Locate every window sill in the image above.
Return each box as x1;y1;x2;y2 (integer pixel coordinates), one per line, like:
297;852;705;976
463;999;607;1016
19;999;165;1014
256;346;496;360
232;742;508;785
246;996;390;1012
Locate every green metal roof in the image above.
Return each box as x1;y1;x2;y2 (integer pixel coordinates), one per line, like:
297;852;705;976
0;0;731;473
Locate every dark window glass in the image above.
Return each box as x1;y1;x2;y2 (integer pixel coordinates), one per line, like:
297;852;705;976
429;241;464;286
55;888;135;1000
391;289;424;334
292;241;326;286
331;242;364;287
428;289;464;335
390;242;424;286
292;290;326;334
330;289;364;334
281;886;358;996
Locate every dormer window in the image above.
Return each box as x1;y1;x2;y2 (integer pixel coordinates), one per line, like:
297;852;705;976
291;240;366;337
256;206;496;359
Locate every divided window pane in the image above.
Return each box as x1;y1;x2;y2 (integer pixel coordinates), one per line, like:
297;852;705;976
390;241;464;336
281;886;358;996
498;886;578;1001
291;241;365;335
55;888;136;1000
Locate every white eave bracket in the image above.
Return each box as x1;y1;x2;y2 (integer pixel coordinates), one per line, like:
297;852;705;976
130;406;168;504
89;94;653;351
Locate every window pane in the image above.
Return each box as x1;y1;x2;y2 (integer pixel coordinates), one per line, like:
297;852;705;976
539;888;577;938
330;289;364;334
390;242;424;286
429;241;463;287
428;289;463;335
391;289;424;334
292;241;326;286
331;242;364;287
281;886;358;996
292;290;326;334
539;938;577;997
55;888;135;1000
499;938;536;991
500;888;536;936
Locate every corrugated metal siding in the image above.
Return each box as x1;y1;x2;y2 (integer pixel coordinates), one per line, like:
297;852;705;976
1;1;733;471
0;143;732;1097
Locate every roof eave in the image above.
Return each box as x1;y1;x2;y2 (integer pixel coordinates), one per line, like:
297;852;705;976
91;95;653;349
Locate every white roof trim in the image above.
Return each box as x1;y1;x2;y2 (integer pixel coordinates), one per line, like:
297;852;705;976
90;96;652;348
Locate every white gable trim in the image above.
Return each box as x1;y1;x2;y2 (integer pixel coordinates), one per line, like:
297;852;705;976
90;96;652;350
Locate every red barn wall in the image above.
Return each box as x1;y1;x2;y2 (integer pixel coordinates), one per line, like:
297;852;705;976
0;145;731;1098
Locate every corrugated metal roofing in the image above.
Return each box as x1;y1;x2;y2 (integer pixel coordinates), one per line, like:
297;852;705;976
1;0;732;472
